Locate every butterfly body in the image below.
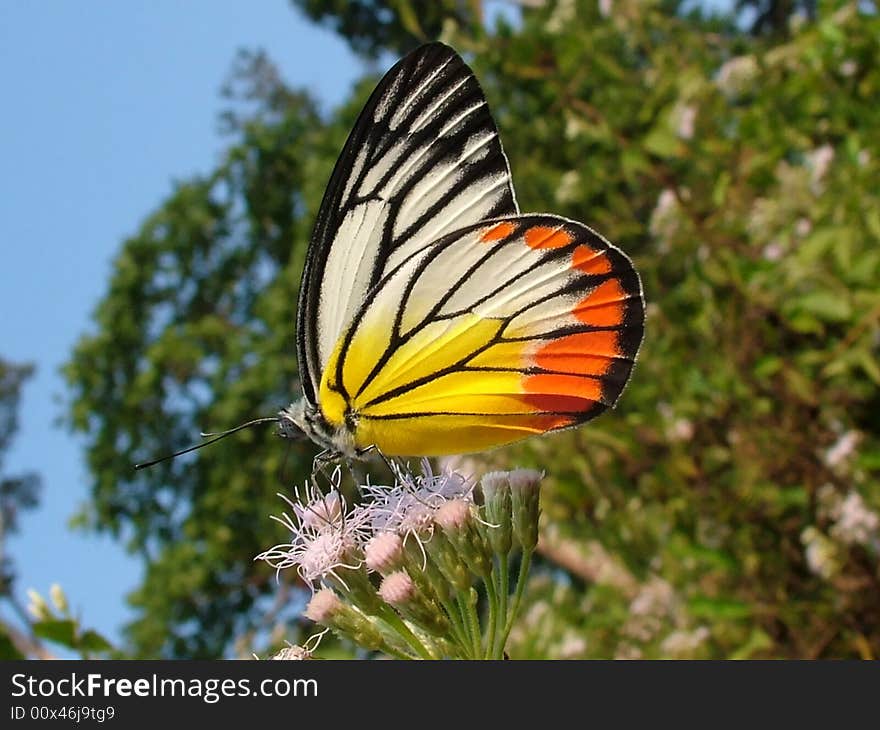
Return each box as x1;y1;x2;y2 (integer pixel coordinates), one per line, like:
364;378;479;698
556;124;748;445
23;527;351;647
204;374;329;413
285;43;645;459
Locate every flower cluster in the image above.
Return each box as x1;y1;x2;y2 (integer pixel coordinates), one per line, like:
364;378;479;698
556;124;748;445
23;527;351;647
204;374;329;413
257;462;543;660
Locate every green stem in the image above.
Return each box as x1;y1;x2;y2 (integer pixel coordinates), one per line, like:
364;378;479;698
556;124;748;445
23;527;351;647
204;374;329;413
380;643;418;660
455;593;480;659
484;566;499;659
464;588;482;659
379;608;434;660
440;597;471;658
499;549;534;656
495;554;509;659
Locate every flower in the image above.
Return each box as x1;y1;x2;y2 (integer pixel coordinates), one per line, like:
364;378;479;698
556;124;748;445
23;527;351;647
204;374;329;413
379;571;449;636
435;499;492;578
294;488;342;530
304;588;386;651
649;189;680;241
823;430;859;469
256;476;370;586
26;589;50;621
49;583;68;613
829;491;879;547
716;55;758;98
258;462;544;659
806;144;835;194
555;170;581;205
675;104;697;140
361;458;474;539
378;571;416;605
660;627;710;657
304;587;342;623
509;468;543;551
364;532;405;575
801;526;842;580
270;630;328;660
480;471;513;555
271;645;310;660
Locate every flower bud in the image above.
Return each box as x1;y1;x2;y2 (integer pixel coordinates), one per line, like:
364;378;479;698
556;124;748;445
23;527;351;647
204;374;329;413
379;571;449;636
305;587;385;651
365;532;405;575
480;471;512;556
50;583;68;614
509;469;542;551
424;527;473;593
325;559;383;616
304;587;342;623
401;534;451;603
271;645;310;660
26;589;51;621
435;499;492;578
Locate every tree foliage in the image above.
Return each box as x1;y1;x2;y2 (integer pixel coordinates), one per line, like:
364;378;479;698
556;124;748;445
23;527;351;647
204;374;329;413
65;0;880;658
291;0;481;57
0;357;43;658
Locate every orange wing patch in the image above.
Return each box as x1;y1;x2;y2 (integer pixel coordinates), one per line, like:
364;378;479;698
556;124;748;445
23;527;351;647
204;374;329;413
524;226;573;249
573;279;626;327
534;331;620;377
572;244;612;275
481;221;516;242
524;373;602;408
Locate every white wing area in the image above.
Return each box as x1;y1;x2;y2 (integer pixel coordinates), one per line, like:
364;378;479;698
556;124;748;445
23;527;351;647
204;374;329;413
297;43;518;404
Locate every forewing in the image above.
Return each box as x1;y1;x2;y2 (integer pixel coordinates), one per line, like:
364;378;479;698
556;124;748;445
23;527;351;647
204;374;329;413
297;42;518;404
318;214;645;456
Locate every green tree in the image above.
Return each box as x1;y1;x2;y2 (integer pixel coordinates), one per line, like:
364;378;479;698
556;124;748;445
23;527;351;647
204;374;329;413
65;0;880;658
0;358;43;658
291;0;483;57
736;0;818;35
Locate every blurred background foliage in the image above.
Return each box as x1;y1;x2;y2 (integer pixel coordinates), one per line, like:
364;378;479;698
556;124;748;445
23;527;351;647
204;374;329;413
7;0;875;658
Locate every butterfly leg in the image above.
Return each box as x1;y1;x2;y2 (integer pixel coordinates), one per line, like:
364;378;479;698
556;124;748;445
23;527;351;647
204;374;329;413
310;448;344;492
358;443;400;478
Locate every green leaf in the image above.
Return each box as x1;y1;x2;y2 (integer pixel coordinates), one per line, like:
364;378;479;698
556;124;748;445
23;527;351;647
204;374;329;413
729;628;773;660
865;208;880;243
32;619;77;648
0;626;25;659
753;355;783;379
688;597;752;620
796;292;852;322
77;629;114;654
643;124;680;158
856;350;880;386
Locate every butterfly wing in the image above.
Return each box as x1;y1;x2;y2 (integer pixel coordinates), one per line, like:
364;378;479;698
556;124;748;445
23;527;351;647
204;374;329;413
297;43;518;406
317;215;645;456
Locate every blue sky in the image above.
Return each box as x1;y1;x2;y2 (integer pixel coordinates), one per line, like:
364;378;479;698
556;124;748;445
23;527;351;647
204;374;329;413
0;0;362;649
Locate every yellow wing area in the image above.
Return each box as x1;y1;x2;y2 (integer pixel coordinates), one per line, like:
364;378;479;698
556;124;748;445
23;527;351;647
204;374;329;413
317;215;644;456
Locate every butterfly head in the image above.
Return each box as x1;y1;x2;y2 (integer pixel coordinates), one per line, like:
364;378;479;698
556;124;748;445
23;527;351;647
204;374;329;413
279;400;358;459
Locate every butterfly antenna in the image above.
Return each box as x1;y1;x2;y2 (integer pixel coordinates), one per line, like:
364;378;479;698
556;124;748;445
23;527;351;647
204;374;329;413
134;416;280;470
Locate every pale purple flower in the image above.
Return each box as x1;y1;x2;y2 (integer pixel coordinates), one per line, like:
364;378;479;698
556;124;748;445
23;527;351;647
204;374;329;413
676;104;697;140
830;491;879;547
801;526;841;580
716;55;758;97
257;473;370;586
807;144;835;194
823;430;859;469
360;458;474;538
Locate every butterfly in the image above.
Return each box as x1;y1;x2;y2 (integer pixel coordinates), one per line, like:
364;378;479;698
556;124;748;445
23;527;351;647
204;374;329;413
274;42;644;461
